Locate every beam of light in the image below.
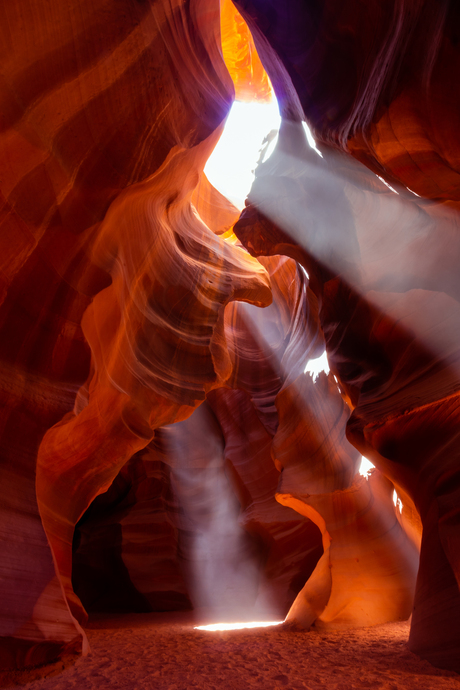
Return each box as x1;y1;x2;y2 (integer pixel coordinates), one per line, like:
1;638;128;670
164;405;279;622
194;620;284;631
204;100;281;210
247;119;460;390
204;103;325;210
304;350;330;381
359;456;375;477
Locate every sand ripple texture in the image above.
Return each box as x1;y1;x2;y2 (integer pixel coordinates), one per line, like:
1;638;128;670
2;614;459;690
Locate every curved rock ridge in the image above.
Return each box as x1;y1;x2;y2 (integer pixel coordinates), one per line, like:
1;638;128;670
190;172;241;237
273;371;418;630
277;470;419;631
0;0;270;669
234;116;460;669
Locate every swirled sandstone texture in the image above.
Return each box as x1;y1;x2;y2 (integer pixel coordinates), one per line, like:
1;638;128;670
0;0;273;670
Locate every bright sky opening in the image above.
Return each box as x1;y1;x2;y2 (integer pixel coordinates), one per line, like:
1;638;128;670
304;350;330;381
195;621;284;631
204;100;281;209
359;456;375;477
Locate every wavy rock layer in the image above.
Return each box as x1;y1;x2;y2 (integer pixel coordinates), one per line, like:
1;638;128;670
0;0;271;669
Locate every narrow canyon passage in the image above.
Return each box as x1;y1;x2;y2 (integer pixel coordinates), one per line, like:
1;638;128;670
2;0;460;680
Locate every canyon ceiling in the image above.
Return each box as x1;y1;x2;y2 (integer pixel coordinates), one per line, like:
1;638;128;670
1;0;460;675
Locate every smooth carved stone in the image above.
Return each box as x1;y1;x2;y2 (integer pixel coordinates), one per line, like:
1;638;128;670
190;172;241;238
278;470;419;630
224;254;324;435
0;0;269;667
272;370;417;630
274;371;360;496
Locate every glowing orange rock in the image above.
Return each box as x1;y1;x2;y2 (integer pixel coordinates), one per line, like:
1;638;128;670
274;373;418;630
0;0;261;669
220;0;272;103
191;172;240;237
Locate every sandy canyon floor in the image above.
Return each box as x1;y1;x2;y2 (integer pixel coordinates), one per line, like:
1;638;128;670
2;613;460;690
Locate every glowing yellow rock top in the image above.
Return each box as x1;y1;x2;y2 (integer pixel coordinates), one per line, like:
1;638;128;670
220;0;272;103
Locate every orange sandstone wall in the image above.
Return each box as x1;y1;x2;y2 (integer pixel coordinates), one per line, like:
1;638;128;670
0;0;267;668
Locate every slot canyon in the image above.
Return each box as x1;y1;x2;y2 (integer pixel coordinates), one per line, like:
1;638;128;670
1;0;460;688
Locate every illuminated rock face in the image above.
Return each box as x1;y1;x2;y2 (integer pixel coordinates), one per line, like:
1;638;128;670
0;0;270;668
1;0;460;677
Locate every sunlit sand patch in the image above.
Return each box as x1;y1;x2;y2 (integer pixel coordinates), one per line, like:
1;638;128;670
195;620;284;631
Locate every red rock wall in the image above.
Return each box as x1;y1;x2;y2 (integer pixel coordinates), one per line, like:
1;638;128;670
0;0;270;668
